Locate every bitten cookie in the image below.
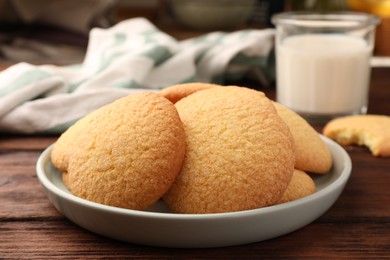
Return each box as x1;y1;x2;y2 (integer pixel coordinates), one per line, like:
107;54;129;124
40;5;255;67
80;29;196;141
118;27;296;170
278;169;316;204
323;114;390;157
51;92;186;210
159;82;220;104
273;102;333;174
163;86;295;214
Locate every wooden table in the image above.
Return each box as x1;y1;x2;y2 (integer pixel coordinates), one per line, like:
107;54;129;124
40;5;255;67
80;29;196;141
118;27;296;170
1;68;389;259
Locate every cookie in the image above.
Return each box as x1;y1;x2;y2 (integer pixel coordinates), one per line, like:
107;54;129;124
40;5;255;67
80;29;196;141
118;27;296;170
273;102;333;174
278;169;316;204
51;92;186;210
159;82;220;104
323;114;390;157
163;86;295;214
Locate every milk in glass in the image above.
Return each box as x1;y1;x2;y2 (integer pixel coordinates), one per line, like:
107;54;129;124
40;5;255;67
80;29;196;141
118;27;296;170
277;34;371;115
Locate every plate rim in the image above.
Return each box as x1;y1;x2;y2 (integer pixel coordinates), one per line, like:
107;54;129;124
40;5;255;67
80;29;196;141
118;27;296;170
36;136;352;220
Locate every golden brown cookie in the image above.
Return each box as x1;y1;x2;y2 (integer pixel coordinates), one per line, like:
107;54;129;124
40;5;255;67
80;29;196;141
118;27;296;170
159;82;220;104
163;86;295;214
323;114;390;157
51;92;186;210
273;102;333;174
278;169;316;204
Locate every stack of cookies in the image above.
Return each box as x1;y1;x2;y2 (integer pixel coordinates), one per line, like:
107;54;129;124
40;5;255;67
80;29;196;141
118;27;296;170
51;83;333;214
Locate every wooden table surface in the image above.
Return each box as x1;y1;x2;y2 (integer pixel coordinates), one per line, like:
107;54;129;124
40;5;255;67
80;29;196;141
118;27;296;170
1;67;389;259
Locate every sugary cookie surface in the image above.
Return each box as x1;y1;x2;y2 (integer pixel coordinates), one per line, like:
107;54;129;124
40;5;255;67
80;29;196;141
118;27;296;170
273;102;333;174
278;169;316;204
323;114;390;157
51;92;186;210
159;82;220;104
163;86;295;214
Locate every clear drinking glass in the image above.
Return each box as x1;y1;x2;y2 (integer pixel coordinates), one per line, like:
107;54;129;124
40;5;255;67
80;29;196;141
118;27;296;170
272;12;379;123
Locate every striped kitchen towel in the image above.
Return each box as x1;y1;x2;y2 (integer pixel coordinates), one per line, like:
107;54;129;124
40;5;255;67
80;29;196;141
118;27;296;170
0;18;275;134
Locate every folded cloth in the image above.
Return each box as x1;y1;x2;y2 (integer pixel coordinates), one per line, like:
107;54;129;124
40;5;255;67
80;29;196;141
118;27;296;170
0;18;275;134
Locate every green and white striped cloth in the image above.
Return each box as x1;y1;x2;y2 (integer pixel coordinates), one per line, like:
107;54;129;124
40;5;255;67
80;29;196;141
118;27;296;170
0;18;275;134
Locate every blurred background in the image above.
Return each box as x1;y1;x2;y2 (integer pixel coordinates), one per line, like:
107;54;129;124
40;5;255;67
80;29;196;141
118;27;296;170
0;0;389;67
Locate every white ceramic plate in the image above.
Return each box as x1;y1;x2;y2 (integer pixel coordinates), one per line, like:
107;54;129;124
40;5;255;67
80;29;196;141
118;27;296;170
36;136;351;248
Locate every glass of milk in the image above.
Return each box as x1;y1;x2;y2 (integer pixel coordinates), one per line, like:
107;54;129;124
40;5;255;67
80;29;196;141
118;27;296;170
272;12;379;123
